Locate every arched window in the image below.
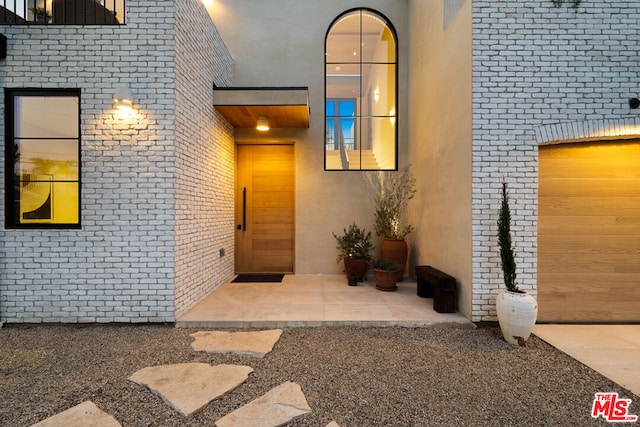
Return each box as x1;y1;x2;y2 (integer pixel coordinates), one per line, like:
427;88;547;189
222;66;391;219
325;8;397;171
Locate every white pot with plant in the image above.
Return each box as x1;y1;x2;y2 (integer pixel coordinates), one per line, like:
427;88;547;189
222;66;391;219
495;182;538;346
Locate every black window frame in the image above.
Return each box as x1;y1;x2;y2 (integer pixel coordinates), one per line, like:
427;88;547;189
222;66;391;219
0;1;126;25
4;88;82;229
326;98;358;151
324;7;399;171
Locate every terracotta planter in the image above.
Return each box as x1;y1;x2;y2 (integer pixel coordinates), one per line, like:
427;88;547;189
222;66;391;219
343;256;369;282
373;268;400;291
380;238;408;281
496;290;538;346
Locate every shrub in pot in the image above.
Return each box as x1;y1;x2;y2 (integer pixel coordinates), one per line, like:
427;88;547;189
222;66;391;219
495;182;538;346
333;222;374;283
372;257;401;291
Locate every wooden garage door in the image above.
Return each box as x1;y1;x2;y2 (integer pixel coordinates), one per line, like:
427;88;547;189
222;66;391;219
538;141;640;322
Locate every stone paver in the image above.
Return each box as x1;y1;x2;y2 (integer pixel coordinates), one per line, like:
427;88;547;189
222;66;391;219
325;422;340;427
129;363;253;416
30;401;121;427
214;381;312;427
191;329;283;357
30;331;317;425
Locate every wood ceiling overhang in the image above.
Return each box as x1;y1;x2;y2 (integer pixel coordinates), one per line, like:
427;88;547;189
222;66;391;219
213;87;310;129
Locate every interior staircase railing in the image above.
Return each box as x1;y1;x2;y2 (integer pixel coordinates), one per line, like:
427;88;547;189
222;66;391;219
338;128;349;170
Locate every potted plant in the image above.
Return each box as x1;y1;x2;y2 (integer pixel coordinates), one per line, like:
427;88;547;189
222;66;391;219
333;222;374;284
29;6;52;23
495;182;538;346
369;165;416;281
371;258;401;291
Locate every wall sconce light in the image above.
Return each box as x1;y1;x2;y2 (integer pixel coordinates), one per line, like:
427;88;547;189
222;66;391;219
374;88;380;103
256;116;270;131
114;84;134;110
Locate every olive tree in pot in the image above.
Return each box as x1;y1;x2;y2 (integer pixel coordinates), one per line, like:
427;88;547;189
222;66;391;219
333;222;374;285
495;182;538;346
368;166;416;281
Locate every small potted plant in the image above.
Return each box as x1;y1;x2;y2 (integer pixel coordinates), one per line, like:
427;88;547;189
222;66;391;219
368;165;416;281
29;6;52;23
371;258;401;291
333;222;374;284
495;182;538;346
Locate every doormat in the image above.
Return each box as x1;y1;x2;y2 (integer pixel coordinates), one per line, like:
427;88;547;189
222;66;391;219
232;274;284;283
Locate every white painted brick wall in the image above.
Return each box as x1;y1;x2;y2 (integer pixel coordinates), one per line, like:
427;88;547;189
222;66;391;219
472;1;640;321
0;0;190;323
6;0;638;324
173;0;235;318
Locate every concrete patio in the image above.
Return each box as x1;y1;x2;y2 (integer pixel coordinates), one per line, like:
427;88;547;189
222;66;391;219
176;274;472;329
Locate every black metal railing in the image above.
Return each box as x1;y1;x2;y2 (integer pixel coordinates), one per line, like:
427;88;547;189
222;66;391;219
1;0;125;25
326;119;352;170
338;130;350;170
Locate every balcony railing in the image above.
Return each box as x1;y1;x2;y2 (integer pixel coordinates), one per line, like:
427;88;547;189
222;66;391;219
1;0;125;25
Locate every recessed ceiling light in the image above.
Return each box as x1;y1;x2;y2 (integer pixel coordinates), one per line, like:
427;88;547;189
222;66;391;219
256;116;270;132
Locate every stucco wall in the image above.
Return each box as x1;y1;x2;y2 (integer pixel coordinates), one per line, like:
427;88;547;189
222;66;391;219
0;1;178;322
173;0;235;318
211;0;409;274
471;1;640;321
407;0;473;318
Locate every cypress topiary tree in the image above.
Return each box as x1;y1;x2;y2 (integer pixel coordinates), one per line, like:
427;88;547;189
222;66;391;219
497;182;521;293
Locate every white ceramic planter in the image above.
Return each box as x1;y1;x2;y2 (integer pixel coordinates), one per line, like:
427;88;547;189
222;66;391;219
496;290;538;346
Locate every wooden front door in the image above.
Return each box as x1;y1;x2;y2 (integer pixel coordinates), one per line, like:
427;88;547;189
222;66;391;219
236;144;295;273
538;141;640;322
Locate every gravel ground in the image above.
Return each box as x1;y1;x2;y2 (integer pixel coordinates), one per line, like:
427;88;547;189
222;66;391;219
0;324;638;427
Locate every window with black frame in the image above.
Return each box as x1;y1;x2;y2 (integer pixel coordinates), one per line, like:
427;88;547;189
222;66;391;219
325;8;398;171
5;89;80;228
0;0;125;25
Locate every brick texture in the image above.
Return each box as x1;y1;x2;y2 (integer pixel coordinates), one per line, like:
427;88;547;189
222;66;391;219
0;0;234;323
173;0;234;318
471;1;640;321
3;0;639;324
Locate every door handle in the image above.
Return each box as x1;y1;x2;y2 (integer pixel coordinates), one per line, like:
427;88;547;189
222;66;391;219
241;187;247;231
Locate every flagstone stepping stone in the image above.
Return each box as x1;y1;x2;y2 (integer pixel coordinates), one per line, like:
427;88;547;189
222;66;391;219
128;363;253;416
215;381;311;427
191;329;283;358
326;422;341;427
31;401;121;427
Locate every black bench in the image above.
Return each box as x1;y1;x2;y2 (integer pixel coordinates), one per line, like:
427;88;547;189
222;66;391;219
415;265;457;313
